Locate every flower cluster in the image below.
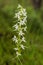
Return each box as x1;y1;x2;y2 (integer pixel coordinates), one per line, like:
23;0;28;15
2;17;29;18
12;4;27;57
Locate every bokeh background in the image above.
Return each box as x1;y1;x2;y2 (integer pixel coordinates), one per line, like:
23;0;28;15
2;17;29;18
0;0;43;65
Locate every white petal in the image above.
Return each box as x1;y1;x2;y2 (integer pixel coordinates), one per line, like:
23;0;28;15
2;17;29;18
20;44;25;50
18;4;22;8
22;37;26;42
24;26;27;31
12;35;18;43
16;52;21;57
14;48;18;50
13;24;18;30
19;30;24;36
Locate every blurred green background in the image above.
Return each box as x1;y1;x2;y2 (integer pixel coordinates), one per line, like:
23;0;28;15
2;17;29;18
0;0;43;65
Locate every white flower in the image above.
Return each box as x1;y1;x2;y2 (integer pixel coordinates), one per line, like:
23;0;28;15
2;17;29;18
23;17;27;22
19;20;26;25
17;13;20;19
16;52;21;57
12;4;27;57
17;4;22;8
12;35;18;43
23;12;27;17
20;44;25;50
15;13;20;20
18;17;27;26
18;11;22;16
21;9;27;16
14;48;19;50
23;9;26;12
19;30;24;36
15;13;18;18
24;26;27;31
13;24;18;30
22;37;26;42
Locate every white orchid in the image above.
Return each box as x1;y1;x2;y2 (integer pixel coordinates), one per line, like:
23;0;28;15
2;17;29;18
17;4;22;8
14;48;19;51
19;20;26;25
19;30;24;36
22;37;26;42
12;35;18;43
21;9;27;16
13;24;18;30
20;44;25;50
16;52;21;57
12;4;27;57
24;26;27;31
23;17;27;22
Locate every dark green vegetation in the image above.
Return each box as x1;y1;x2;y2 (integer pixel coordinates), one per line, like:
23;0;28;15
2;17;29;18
0;0;43;65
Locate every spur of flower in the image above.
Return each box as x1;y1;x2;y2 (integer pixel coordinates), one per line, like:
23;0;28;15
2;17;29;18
12;4;27;57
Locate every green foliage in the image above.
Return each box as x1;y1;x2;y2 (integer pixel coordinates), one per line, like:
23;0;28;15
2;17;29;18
0;0;43;65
